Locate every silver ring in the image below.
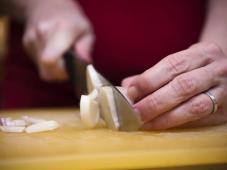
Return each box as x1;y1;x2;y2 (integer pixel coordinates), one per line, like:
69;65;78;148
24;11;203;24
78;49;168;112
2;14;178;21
205;91;218;114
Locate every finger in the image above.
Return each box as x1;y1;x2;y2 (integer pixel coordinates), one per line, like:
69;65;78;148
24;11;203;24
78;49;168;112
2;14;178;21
74;32;95;63
33;21;55;48
121;75;140;88
179;109;227;128
179;87;227;128
40;21;93;81
22;28;40;62
38;58;68;81
39;24;85;81
135;62;220;122
23;23;71;81
40;26;75;64
141;86;225;130
42;29;94;81
127;43;223;102
141;93;213;130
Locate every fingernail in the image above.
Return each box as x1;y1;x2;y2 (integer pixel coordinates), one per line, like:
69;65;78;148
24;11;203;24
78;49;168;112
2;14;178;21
128;86;139;102
132;105;147;125
133;102;153;123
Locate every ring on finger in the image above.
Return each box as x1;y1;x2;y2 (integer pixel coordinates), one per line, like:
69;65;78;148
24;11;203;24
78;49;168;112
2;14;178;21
205;91;218;114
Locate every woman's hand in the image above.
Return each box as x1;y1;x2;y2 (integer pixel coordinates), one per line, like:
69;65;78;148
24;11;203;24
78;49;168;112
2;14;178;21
23;0;94;81
122;43;227;130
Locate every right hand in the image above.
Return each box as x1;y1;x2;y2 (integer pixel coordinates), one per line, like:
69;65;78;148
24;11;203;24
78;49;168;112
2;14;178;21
23;0;94;81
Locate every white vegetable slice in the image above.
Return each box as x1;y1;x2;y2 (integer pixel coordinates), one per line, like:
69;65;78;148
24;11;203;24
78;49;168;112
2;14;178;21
0;126;25;133
22;116;46;124
99;86;120;130
86;65;110;93
4;120;27;126
80;95;100;128
88;89;99;101
86;65;103;93
25;120;59;133
0;117;12;126
0;117;27;126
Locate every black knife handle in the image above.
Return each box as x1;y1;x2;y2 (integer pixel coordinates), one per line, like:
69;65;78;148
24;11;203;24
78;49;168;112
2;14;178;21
63;50;88;96
63;50;77;86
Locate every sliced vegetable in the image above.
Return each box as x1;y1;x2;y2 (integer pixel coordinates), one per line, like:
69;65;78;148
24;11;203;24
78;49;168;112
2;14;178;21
22;116;46;124
0;116;59;134
99;86;120;130
86;65;110;93
0;117;12;126
86;65;103;93
88;89;99;101
80;95;100;128
0;126;25;133
25;120;59;133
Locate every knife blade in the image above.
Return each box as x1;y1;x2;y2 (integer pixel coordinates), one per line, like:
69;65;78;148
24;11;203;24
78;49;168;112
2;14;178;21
90;66;142;131
112;86;142;131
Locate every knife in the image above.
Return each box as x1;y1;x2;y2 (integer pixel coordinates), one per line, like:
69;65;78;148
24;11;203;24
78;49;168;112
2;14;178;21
87;65;143;131
63;51;142;131
63;50;87;98
112;86;142;131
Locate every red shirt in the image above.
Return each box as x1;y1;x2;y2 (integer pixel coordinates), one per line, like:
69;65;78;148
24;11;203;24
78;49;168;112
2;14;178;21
0;0;207;109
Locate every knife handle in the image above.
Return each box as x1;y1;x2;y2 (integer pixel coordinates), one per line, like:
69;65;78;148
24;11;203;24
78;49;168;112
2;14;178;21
63;50;88;97
63;50;77;86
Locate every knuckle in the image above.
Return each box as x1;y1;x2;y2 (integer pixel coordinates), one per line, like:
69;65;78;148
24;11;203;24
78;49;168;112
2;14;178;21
147;96;162;112
36;22;49;36
215;60;227;77
141;72;154;90
206;43;223;55
76;19;91;32
165;54;189;76
203;42;224;61
190;98;211;117
23;29;36;46
171;75;197;96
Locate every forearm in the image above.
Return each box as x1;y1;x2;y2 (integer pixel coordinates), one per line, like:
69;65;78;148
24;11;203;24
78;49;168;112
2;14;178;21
200;0;227;55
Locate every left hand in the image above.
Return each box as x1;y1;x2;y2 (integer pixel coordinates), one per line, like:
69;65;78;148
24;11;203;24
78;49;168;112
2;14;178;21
122;43;227;130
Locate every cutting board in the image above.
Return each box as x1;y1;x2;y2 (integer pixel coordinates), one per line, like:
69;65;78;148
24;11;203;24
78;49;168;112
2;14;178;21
0;109;227;170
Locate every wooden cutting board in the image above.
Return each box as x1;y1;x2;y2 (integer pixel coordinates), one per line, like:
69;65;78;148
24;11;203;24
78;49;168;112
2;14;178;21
0;109;227;170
